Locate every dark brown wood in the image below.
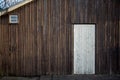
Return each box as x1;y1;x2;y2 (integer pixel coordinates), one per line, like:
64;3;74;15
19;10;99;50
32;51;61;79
0;0;119;76
117;1;120;74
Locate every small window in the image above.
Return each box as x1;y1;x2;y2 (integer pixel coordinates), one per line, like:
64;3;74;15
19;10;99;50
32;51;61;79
9;15;19;24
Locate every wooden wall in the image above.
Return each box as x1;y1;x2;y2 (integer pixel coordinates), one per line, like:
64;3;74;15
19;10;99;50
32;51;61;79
0;0;119;76
118;0;120;73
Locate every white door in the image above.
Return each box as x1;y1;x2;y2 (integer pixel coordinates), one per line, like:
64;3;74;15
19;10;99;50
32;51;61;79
74;24;95;74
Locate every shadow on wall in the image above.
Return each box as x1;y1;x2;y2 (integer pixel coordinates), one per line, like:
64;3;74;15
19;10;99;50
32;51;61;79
119;46;120;74
112;45;119;73
111;0;120;5
0;51;4;77
0;14;9;25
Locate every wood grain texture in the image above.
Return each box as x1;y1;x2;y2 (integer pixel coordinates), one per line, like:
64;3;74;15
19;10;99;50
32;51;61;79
118;2;120;73
0;0;119;76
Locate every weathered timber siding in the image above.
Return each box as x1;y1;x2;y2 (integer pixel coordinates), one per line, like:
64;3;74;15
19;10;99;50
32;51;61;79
0;0;119;76
118;0;120;73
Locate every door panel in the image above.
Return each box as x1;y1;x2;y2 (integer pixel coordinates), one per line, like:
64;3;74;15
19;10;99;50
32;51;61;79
74;24;95;74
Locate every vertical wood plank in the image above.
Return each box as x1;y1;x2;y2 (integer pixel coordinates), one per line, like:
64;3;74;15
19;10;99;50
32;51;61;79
0;0;119;76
